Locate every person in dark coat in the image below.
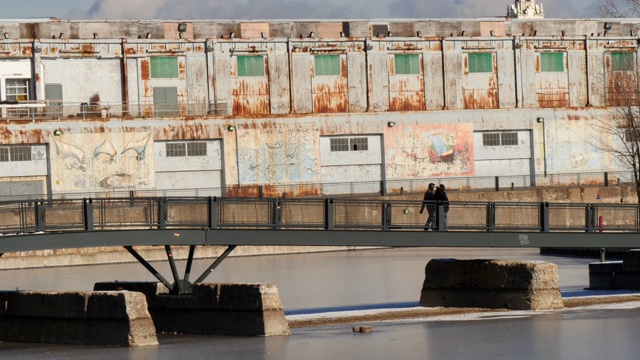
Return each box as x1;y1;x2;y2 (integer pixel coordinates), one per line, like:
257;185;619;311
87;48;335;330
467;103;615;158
419;183;436;230
433;184;449;230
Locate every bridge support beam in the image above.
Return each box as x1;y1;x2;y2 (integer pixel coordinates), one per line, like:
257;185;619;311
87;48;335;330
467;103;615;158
420;259;564;310
94;282;290;337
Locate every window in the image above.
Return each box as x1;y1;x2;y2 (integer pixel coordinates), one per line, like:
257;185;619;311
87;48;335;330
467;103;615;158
237;56;265;77
150;57;179;78
612;52;635;72
153;87;179;117
482;133;500;146
483;132;518;146
166;142;207;157
315;55;341;76
0;146;31;162
350;137;368;151
540;53;564;72
468;53;493;73
330;137;369;152
394;54;420;75
187;142;207;156
330;138;349;152
624;128;640;142
6;79;30;102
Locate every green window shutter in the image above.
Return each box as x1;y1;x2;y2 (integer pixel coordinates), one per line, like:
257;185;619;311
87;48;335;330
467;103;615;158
468;53;493;73
394;54;420;74
315;55;341;76
150;57;179;78
612;52;635;72
237;56;265;77
540;53;564;72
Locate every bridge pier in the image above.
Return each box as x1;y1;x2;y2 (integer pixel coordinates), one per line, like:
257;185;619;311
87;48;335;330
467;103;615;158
419;259;564;310
589;249;640;290
0;291;158;346
94;281;290;336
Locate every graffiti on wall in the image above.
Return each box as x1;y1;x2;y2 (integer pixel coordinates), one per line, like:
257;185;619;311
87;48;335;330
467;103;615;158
384;123;474;178
49;131;155;193
237;125;320;184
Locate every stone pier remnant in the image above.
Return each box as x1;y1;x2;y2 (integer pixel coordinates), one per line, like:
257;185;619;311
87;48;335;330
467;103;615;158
589;249;640;290
419;259;564;310
0;291;158;346
94;282;290;336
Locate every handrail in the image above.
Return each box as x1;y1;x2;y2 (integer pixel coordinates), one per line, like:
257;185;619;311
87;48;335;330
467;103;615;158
0;196;638;235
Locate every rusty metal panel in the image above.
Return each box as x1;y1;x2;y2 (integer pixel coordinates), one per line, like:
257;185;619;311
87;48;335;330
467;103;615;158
497;51;516;109
604;51;639;107
462;53;498;110
186;55;209;116
37;40;122;59
0;41;33;58
370;53;389;112
268;54;291;114
347;52;367;112
312;74;348;113
520;51;538;108
232;77;270;115
568;50;588;107
292;54;312;113
389;73;425;111
214;54;232;111
536;55;570;108
443;50;462;110
424;52;444;110
587;50;605;107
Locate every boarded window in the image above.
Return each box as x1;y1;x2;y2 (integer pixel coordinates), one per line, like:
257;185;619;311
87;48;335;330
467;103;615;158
5;79;30;101
541;53;564;72
394;54;420;75
237;56;265;77
350;137;368;151
150;57;179;78
612;52;635;72
330;138;349;152
315;55;341;76
468;53;493;73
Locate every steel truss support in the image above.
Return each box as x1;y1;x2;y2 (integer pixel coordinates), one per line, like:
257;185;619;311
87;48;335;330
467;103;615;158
124;245;237;295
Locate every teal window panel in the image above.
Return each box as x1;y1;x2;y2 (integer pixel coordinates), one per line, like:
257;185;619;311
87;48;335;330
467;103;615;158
394;54;420;75
612;52;635;72
150;57;179;78
468;53;493;73
237;56;265;77
541;53;564;72
315;55;341;76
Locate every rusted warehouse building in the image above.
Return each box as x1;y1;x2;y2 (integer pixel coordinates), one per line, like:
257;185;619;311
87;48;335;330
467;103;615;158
0;5;637;198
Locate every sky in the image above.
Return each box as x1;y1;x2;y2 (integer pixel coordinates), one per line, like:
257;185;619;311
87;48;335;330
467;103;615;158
0;0;606;20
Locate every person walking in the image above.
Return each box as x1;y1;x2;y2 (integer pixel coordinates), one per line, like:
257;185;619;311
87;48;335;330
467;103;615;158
419;183;436;230
434;184;449;231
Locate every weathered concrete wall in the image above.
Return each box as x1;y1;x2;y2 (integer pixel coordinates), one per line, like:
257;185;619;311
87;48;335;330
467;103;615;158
419;259;564;310
94;282;290;336
0;291;157;346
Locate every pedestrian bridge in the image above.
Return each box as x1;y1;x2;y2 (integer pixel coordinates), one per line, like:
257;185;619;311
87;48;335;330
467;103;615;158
0;196;638;294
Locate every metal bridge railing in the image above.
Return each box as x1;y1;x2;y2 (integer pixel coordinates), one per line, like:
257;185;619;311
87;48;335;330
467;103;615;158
2;196;640;235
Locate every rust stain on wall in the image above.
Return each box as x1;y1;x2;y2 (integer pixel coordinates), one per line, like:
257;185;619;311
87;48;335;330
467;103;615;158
140;59;150;80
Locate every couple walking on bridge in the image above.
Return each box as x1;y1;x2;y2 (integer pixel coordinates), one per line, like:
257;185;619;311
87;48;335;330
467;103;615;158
419;183;449;231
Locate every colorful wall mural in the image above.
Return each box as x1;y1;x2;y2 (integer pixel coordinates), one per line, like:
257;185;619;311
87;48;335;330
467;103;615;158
49;131;155;193
384;123;474;178
237;125;320;184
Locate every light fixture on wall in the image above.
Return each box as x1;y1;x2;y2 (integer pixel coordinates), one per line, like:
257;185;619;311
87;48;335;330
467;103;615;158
227;125;236;131
177;22;188;33
53;129;62;136
536;117;544;123
387;121;396;127
604;22;613;30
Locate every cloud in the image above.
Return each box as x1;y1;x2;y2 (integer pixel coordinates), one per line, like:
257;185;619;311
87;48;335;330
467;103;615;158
81;0;600;20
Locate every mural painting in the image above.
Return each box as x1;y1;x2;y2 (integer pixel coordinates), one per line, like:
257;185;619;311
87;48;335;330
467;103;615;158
237;125;320;184
49;131;155;193
384;123;474;178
